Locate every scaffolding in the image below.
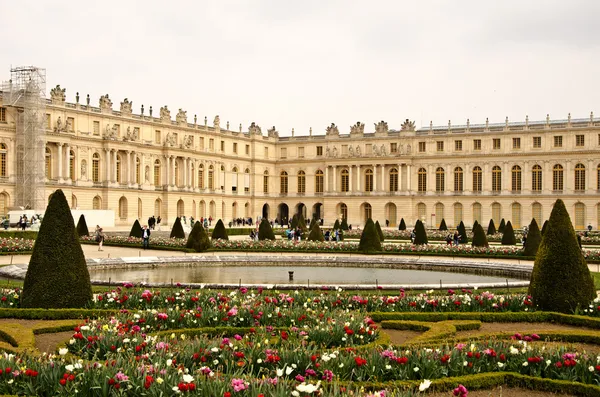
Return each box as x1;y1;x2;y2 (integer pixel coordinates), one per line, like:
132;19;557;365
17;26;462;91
1;66;46;210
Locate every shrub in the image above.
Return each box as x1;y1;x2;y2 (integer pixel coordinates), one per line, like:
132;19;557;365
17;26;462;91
358;218;381;253
473;220;479;231
170;217;186;239
341;218;349;230
307;223;325;242
541;220;549;236
414;220;428;245
129;219;143;238
258;218;275;240
498;219;506;233
76;214;89;237
290;214;298;230
375;220;384;242
529;199;595;313
501;221;516;245
439;218;448;231
487;219;496;235
211;219;229;240
333;219;340;231
523;218;541;257
185;222;211;252
21;189;92;308
398;218;406;230
471;223;489;247
457;221;468;244
298;213;308;232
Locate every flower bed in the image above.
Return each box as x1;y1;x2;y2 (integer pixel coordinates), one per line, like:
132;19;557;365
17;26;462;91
0;237;34;253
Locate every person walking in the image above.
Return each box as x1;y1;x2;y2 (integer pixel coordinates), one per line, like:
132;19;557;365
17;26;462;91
142;225;151;250
95;225;105;251
156;216;162;231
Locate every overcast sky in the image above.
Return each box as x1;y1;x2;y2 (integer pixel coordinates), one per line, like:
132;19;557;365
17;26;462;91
2;0;598;135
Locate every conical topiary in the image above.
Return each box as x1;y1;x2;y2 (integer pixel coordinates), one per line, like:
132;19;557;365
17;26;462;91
523;218;541;257
439;218;448;231
258;218;275;240
21;189;92;308
211;219;229;240
298;213;308;232
498;219;506;233
290;214;298;230
471;223;489;247
333;219;340;231
375;220;385;242
76;214;89;237
358;218;382;253
457;221;468;244
529;199;595;313
541;220;549;236
398;218;406;230
186;222;212;252
170;217;186;238
473;220;479;233
414;220;428;245
341;218;349;231
487;219;496;235
501;221;516;245
129;219;143;238
307;223;325;242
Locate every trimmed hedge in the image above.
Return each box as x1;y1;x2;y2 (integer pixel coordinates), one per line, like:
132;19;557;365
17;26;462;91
0;231;38;240
211;219;229;240
414;220;428;245
76;214;89;237
341;218;349;231
258;218;275;241
523;218;541;257
501;220;516;245
375;220;384;242
307;223;325;242
170;217;186;239
439;218;447;231
471;222;489;247
457;221;468;244
498;218;506;233
0;308;118;320
487;219;496;235
398;218;406;231
185;222;211;252
129;219;143;238
358;218;381;253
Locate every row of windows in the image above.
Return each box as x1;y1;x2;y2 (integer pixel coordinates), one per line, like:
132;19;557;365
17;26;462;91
417;135;593;153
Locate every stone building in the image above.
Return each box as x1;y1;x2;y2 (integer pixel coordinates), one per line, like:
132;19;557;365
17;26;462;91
0;85;598;230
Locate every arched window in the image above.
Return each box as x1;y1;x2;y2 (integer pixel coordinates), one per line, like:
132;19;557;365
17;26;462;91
0;144;7;177
263;171;269;193
472;166;482;192
244;168;250;193
364;203;372;221
512;202;522;228
199;200;206;217
553;164;563;191
575;202;586;229
454;167;463;192
45;147;52;179
0;192;8;216
232;202;238;219
365;169;373;192
532;165;542;192
315;170;324;193
297;170;306;194
177;199;184;217
231;167;238;192
417;203;426;222
198;164;204;189
208;165;214;190
473;203;482;224
417;167;427;192
92;153;100;183
119;196;127;219
340;203;348;220
135;157;141;184
93;195;101;210
341;169;349;192
154;198;162;217
435;167;445;192
389;168;398;192
154;159;161;186
116;154;122;183
454;203;463;226
280;171;288;194
532;203;542;225
491;203;502;226
66;150;74;180
575;163;586;191
511;165;521;192
435;203;444;227
492;166;502;192
71;194;77;209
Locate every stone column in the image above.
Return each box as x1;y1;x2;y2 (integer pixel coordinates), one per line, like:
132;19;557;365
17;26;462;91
64;143;71;180
105;148;111;183
325;166;329;193
373;166;377;192
126;151;131;184
112;150;118;183
406;164;411;192
381;164;385;192
171;156;176;186
398;164;402;192
349;166;353;192
588;159;595;192
332;165;337;193
357;165;361;191
57;143;63;181
164;155;170;186
182;158;187;189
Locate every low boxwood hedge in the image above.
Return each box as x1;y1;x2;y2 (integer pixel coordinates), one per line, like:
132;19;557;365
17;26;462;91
0;308;118;320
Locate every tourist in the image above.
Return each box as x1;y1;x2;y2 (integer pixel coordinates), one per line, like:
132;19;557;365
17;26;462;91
204;218;209;228
324;230;330;241
335;228;340;242
208;216;213;226
156;216;162;231
249;230;255;240
386;219;389;227
453;231;460;246
142;225;151;250
410;230;416;244
95;225;105;251
446;234;452;245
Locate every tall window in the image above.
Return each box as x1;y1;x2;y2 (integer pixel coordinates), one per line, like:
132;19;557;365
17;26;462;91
198;164;204;188
69;150;75;180
92;153;100;182
576;135;585;147
553;164;564;191
364;203;372;221
532;165;542;192
511;165;521;192
315;170;324;193
135;157;141;184
45;147;52;179
435;167;445;192
512;137;521;149
297;171;306;193
473;203;482;224
493;138;501;150
597;164;600;190
454;167;463;192
417;167;427;192
491;203;501;226
116;155;122;183
263;171;269;193
0;144;7;177
472;166;482;192
280;171;288;194
0;107;5;122
512;203;522;228
417;203;426;222
244;169;250;193
473;139;481;151
575;203;585;229
389;168;398;192
492;166;502;192
154;159;161;186
119;197;128;219
340;203;348;220
575;163;586;191
435;203;444;227
533;136;541;148
454;203;463;226
208;165;214;190
341;169;349;192
365;169;373;192
532;203;542;225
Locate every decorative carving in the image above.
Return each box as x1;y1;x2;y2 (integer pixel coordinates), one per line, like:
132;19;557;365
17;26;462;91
380;144;386;156
350;121;364;135
103;124;119;140
182;135;194;149
326;147;331;157
80;160;87;179
406;144;412;154
120;98;133;115
213;115;220;129
176;109;187;124
399;143;404;155
165;132;177;147
123;126;139;141
160;106;171;121
326;123;339;136
267;126;278;138
356;145;361;156
144;166;150;183
400;119;415;131
99;94;113;111
249;122;262;135
54;117;67;133
348;145;354;156
373;145;380;156
50;85;66;103
332;147;338;157
375;120;389;134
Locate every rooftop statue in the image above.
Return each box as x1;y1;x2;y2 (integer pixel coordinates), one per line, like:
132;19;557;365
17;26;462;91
249;122;262;135
50;85;66;103
160;106;171;121
375;120;388;134
99;94;113;111
350;121;365;135
176;109;187;124
326;123;339;136
120;98;133;114
214;115;220;129
267;126;278;138
401;119;416;131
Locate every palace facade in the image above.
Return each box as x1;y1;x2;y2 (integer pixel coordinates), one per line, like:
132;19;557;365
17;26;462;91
0;84;598;230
